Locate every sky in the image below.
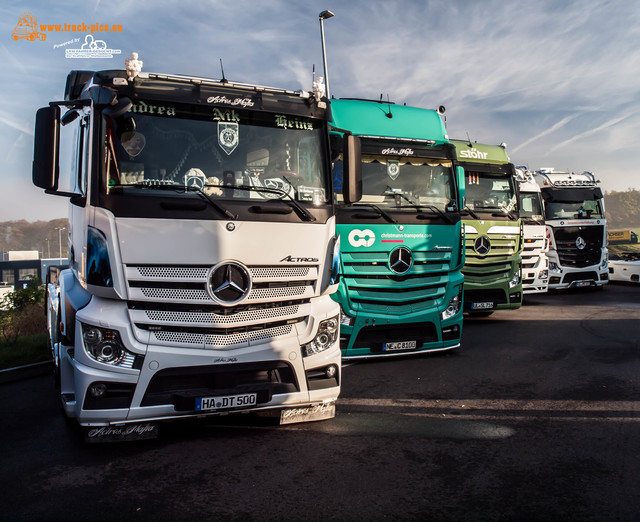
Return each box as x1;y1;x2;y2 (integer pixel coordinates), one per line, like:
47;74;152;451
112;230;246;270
1;0;639;222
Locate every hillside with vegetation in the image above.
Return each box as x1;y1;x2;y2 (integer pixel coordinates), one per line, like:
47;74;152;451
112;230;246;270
604;189;640;230
0;218;69;259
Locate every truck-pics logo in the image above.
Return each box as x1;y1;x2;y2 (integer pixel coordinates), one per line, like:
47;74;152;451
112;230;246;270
348;229;375;247
12;12;46;41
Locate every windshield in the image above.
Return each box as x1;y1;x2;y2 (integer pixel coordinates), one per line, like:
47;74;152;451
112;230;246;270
465;170;517;213
519;192;544;222
103;101;330;206
544;199;604;220
334;150;455;212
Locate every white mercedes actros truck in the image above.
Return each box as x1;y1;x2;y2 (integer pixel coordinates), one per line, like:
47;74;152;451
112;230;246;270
534;169;608;290
33;57;362;439
515;168;548;294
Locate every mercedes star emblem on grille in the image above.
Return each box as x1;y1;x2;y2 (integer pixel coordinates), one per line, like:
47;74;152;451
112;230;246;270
207;262;251;304
575;237;586;250
389;247;413;275
474;235;491;256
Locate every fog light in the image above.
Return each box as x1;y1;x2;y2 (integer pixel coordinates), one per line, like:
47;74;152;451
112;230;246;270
325;365;338;378
539;269;548;279
89;383;107;399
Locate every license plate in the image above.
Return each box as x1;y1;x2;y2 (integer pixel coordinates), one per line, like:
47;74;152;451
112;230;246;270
383;340;417;352
471;302;494;310
575;281;591;287
196;393;257;411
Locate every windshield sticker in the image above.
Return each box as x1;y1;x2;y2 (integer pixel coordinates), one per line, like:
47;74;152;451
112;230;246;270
275;114;313;131
183;167;207;189
218;122;239;155
382;147;415;156
130;101;176;116
387;160;400;180
212;108;240;123
207;95;255;108
121;132;146;157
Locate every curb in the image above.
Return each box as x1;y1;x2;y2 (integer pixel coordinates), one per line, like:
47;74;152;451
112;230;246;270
0;360;53;385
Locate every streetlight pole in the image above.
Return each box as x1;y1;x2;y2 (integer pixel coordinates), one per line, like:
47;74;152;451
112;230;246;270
56;227;66;264
319;10;334;100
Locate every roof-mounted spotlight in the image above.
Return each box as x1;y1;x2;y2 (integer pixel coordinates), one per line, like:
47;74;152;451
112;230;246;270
437;105;446;114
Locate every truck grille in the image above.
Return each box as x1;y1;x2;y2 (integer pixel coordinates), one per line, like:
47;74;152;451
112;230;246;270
463;232;519;284
125;264;315;349
341;249;453;314
553;226;604;268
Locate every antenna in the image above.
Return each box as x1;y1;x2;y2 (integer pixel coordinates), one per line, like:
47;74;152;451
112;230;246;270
466;132;473;146
220;59;228;84
386;94;392;118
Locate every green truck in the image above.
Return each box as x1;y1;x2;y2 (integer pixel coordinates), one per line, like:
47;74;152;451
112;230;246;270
329;99;466;358
452;140;522;315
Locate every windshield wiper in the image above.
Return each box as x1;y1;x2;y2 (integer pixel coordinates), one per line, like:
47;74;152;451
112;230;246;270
384;190;452;224
462;206;480;219
351;203;397;224
223;183;316;222
109;182;237;220
493;207;517;220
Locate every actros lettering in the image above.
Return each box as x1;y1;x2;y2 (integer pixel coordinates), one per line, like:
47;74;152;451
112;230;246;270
348;229;375;247
460;148;488;159
280;256;319;262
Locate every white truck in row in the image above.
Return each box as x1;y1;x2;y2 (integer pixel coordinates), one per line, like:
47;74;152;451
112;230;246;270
515;168;548;294
533;168;608;290
34;58;361;440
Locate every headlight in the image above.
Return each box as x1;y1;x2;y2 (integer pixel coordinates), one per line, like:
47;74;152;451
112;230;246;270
302;315;339;357
441;289;462;320
508;269;521;288
81;323;136;368
549;261;561;273
340;309;354;327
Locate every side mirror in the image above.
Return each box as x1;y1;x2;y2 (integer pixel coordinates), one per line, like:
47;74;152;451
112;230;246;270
341;134;362;204
456;165;466;210
33;106;61;191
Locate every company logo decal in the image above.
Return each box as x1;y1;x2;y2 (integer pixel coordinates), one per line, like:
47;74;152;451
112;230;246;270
348;229;375;247
460;147;488;160
387;160;400;180
474;235;491;256
389;247;413;275
218;122;239;155
575;237;586;250
207;262;251;304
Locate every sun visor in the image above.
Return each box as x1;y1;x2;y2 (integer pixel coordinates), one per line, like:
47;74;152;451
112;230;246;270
541;187;603;202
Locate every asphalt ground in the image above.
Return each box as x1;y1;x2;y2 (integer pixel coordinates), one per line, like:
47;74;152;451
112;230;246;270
0;283;638;521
